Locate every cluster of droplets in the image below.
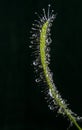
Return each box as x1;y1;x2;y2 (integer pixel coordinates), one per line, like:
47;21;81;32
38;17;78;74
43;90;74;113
29;4;82;129
29;5;56;84
29;4;69;115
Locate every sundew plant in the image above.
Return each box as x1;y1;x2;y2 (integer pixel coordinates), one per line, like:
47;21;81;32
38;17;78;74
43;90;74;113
29;4;82;130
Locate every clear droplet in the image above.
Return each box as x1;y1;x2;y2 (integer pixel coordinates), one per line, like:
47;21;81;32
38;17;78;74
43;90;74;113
58;107;65;115
61;100;64;104
32;34;37;38
40;74;43;79
52;14;55;19
48;23;52;27
46;60;50;65
35;12;37;15
48;4;51;7
42;16;45;21
49;72;53;81
35;78;41;83
39;65;42;68
76;116;82;122
46;47;51;53
33;60;38;66
56;94;59;98
77;116;81;121
41;19;43;22
46;54;50;64
29;45;32;48
47;28;50;33
31;41;33;44
46;53;50;59
46;38;52;45
48;104;54;110
48;89;53;98
53;100;57;106
34;69;38;73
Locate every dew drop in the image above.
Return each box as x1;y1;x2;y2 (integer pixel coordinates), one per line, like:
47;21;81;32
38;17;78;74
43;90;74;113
48;89;53;98
29;45;32;48
35;12;37;14
47;33;51;36
52;14;55;19
34;69;38;73
42;16;46;21
47;28;50;33
33;60;38;66
48;4;51;7
56;94;59;98
61;100;65;104
58;107;65;115
40;74;43;79
39;29;41;33
35;78;41;83
41;19;43;22
76;116;82;122
53;100;57;106
48;104;54;110
48;23;52;27
32;34;37;38
47;54;50;61
46;54;50;63
46;60;50;65
31;41;33;44
46;37;52;45
49;72;53;81
77;116;81;121
46;46;51;51
39;65;42;68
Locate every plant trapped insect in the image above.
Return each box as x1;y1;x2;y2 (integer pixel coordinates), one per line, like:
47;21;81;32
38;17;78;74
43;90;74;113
30;4;82;130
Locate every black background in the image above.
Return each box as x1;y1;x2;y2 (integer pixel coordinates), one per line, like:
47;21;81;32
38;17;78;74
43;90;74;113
0;0;82;130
